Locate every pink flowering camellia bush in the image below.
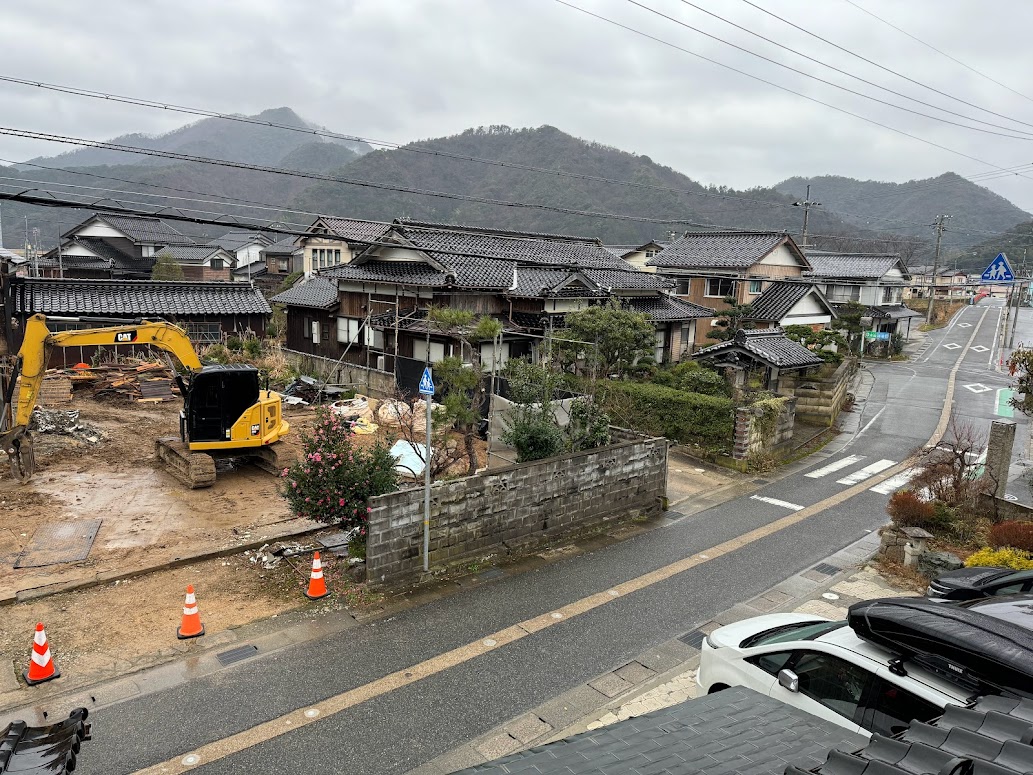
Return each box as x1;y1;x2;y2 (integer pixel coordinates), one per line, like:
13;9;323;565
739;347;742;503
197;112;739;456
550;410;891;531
280;409;400;532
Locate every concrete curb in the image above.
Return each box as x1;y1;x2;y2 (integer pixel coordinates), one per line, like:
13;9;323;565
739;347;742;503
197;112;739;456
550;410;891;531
0;522;324;607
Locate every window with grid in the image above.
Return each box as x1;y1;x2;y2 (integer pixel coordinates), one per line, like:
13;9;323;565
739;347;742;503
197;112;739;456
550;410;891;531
211;258;224;270
185;322;222;343
705;278;735;297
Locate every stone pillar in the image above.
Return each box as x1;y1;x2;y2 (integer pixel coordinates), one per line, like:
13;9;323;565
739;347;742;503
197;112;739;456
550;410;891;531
985;419;1017;498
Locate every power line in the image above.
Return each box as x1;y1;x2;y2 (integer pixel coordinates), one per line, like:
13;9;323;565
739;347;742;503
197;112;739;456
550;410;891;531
737;0;1033;129
621;0;1033;142
841;0;1033;105
2;72;1027;232
554;0;1033;179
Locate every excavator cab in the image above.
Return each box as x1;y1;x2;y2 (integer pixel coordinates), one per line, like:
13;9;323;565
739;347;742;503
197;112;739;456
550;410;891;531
180;365;261;443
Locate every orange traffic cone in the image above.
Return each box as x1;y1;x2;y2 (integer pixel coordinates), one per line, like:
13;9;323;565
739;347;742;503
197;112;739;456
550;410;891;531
25;622;60;686
305;552;330;600
176;584;205;639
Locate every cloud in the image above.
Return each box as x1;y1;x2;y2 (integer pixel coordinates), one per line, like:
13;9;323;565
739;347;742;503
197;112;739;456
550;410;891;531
1;0;1032;215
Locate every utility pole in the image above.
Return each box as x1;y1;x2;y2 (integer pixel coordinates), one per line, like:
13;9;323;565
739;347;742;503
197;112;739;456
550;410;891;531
792;185;821;249
926;214;951;324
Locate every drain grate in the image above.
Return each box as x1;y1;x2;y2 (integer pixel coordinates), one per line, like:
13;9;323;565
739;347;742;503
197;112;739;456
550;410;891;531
216;644;258;667
15;520;103;568
678;629;706;649
812;562;842;577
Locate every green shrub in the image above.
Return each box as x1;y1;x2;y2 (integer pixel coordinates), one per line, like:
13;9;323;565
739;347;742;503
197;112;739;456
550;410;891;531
280;409;399;528
965;546;1033;570
502;407;566;462
989;521;1033;552
566;397;611;452
226;335;243;352
243;337;263;358
652;361;730;397
596;380;734;449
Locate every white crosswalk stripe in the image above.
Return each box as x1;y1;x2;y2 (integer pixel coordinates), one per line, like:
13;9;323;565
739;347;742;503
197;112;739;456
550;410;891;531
804;455;866;479
837;459;896;485
750;495;804;511
869;468;921;495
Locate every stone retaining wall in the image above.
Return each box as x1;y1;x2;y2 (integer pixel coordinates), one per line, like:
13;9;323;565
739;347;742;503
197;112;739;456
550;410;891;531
977;492;1033;522
732;396;797;461
365;431;669;586
781;358;856;426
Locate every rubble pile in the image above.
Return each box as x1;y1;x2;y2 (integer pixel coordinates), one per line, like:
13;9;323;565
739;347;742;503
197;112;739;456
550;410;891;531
62;361;179;403
29;408;104;443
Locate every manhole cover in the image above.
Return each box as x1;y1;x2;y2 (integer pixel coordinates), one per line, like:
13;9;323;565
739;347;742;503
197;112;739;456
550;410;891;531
678;629;706;649
15;520;103;568
812;562;841;577
216;644;259;666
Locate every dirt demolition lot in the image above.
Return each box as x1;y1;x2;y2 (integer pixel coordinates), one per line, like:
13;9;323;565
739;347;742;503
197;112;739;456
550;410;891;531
0;398;321;600
0;395;400;701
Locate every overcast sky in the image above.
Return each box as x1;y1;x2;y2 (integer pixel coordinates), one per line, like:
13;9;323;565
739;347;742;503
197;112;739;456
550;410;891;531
2;0;1032;214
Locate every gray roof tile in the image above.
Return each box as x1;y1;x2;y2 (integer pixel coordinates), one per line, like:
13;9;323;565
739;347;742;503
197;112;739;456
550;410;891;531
459;687;865;775
155;245;235;265
262;237;300;254
271;276;338;309
804;252;906;280
694;327;824;369
625;294;714;321
746;282;833;322
14;278;271;317
96;214;195;245
317;217;391;243
206;231;272;252
648;232;798;270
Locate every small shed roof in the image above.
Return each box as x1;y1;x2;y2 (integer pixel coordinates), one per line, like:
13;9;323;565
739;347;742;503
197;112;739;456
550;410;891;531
270;276;339;309
746;281;836;322
693;327;824;369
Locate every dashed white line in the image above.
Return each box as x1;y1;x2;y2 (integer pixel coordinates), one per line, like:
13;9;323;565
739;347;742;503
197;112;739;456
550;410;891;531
837;459;896;485
750;495;805;511
805;455;866;479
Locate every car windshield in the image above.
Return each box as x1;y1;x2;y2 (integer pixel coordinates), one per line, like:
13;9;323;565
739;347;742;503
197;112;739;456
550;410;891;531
740;620;845;648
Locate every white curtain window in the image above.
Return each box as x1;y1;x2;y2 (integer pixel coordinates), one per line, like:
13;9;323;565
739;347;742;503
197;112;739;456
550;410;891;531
479;341;511;371
654;330;666;364
337;316;376;345
311;320;321;344
413;339;447;363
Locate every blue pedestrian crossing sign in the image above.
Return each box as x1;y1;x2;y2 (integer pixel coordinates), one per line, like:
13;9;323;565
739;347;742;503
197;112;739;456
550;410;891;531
981;253;1014;283
418;366;435;395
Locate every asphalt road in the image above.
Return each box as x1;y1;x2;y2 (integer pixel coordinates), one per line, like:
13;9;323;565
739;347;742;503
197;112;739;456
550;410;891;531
72;300;1031;774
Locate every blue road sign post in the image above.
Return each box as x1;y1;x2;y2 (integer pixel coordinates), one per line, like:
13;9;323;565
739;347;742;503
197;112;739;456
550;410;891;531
981;253;1015;284
419;366;433;571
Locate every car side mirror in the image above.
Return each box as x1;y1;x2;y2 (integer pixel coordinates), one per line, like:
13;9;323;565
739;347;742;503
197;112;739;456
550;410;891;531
778;669;799;693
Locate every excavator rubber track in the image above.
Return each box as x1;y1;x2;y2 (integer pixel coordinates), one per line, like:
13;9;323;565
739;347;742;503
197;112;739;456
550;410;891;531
155;437;217;489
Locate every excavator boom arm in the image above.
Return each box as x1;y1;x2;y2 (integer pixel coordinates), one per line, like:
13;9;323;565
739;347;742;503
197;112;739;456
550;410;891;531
10;314;202;436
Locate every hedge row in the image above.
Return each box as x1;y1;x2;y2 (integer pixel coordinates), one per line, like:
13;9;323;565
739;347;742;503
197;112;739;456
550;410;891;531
597;380;734;450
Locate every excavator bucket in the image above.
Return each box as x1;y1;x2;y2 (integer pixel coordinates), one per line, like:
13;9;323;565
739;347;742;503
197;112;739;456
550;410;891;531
8;432;35;482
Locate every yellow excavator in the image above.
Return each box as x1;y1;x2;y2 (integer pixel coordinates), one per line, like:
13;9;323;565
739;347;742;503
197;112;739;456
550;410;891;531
0;314;290;488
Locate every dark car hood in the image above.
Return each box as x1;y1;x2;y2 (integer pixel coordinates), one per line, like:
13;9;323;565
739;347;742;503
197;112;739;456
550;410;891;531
930;566;1012;589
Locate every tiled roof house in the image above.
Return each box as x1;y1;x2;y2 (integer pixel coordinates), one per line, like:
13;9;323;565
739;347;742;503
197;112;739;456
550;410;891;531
298;216;392;276
40;213;196;280
276;220;713;388
648;231;811;347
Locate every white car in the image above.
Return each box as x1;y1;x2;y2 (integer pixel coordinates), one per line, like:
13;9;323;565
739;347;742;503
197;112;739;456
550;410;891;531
697;613;973;737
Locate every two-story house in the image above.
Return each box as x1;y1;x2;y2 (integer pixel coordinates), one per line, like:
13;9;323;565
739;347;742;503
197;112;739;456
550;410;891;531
604;239;671;272
646;231;811;347
804;251;922;337
39;213;196;279
206;231;272;268
152;245;237;281
273;220;713;392
298;216;391;276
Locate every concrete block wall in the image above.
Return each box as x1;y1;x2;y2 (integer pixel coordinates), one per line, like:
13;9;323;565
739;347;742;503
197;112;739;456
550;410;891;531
366;433;669;586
